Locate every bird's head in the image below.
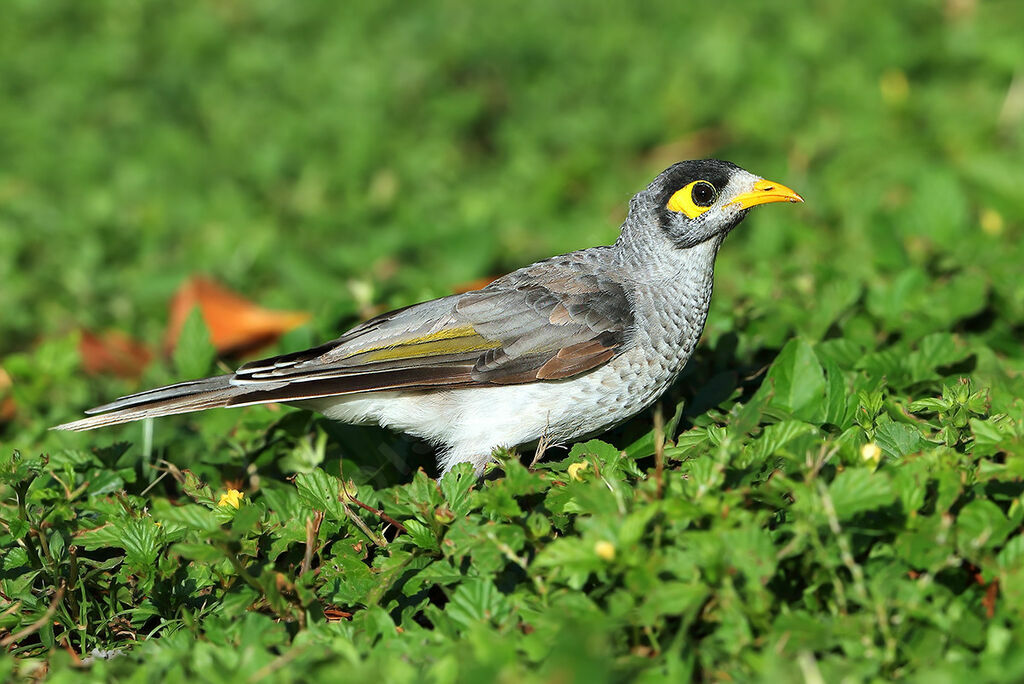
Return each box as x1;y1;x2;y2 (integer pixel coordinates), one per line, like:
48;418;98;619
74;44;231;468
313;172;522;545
628;159;803;250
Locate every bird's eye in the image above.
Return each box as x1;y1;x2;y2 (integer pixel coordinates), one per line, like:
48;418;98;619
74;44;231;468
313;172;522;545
690;181;717;207
666;180;719;219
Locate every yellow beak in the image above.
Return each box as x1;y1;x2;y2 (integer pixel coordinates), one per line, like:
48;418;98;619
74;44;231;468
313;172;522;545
726;178;804;210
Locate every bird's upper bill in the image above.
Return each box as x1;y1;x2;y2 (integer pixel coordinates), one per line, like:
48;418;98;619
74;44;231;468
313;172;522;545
726;178;804;210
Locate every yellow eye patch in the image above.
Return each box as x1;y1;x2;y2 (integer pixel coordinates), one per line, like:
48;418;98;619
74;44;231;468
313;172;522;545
666;180;718;219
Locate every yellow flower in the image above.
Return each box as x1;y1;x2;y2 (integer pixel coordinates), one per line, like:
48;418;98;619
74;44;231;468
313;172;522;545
567;462;589;481
218;489;244;509
594;541;616;561
980;208;1004;237
861;443;882;468
879;69;909;105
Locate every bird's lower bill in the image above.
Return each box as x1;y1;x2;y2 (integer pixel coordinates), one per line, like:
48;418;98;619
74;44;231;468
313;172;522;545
727;178;804;210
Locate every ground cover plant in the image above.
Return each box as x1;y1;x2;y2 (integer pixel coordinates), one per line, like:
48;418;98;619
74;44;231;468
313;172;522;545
2;0;1024;680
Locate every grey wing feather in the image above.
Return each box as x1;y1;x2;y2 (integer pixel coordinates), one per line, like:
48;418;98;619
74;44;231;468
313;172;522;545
458;249;633;382
236;248;634;385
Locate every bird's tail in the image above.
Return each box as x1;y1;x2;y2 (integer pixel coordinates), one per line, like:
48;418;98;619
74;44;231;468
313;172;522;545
52;374;248;431
54;355;482;432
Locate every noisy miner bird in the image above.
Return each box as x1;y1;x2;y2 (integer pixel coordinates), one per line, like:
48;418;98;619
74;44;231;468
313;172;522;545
56;160;802;474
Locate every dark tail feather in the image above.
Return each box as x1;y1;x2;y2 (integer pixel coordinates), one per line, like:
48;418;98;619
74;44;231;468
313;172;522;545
52;365;477;432
52;375;246;431
85;375;238;414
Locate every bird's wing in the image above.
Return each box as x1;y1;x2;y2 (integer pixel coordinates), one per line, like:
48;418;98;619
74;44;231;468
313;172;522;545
224;248;634;401
57;249;635;428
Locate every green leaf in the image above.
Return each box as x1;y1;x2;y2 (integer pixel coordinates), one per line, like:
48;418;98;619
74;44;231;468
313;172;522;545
894;525;951;569
78;519;164;569
763;338;826;422
618;505;659;547
173;542;227;563
874;422;923;459
7;517;29;540
294;469;345;520
908;397;949;414
173;306;216;380
440;463;476;516
857;348;908;388
77;524;128;551
899;170;967;244
890;464;928;515
998;533;1024;569
815;339;865;370
957;499;1012;555
567;439;622;463
121;519;162;569
229;501;263;537
155;503;222;532
803;279;861;340
866;269;928;333
820;356;850;427
663;428;711;460
972;416;1016;456
747;420;818;460
633;581;707;626
479;481;524;518
623;430;656;459
444;579;507;629
321;544;377;605
181;469;214;504
0;450;44;486
905;333;966;382
532;538;605;590
403;519;438;551
828;469;896;520
91;442;132;469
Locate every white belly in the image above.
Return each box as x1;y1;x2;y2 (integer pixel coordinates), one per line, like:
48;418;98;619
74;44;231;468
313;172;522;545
309;344;680;473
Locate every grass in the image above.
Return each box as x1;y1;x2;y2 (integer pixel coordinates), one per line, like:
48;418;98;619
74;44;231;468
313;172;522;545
2;0;1024;680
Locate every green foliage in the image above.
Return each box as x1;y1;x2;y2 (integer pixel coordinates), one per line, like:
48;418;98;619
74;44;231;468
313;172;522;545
2;0;1024;681
173;307;216;381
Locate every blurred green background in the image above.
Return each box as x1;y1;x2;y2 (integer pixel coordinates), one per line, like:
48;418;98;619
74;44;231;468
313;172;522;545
3;0;1024;679
2;0;1019;360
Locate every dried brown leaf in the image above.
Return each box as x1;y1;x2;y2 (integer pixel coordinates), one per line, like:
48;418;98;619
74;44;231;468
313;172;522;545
79;330;154;379
165;277;311;356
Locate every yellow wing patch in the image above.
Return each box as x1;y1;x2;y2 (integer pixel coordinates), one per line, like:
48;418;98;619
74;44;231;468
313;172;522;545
343;325;501;363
